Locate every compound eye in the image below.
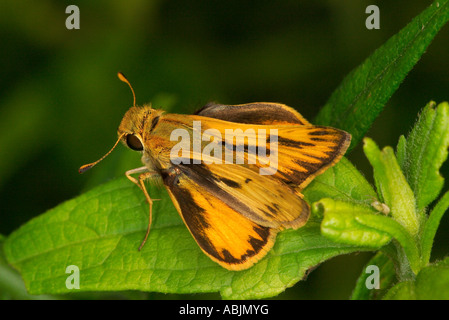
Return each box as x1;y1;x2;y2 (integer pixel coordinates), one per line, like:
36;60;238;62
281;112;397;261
126;134;143;151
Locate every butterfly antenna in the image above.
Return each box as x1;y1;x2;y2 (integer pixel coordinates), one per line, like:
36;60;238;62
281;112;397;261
79;133;126;173
117;72;136;107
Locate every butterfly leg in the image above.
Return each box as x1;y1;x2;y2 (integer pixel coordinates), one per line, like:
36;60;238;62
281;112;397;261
125;167;159;251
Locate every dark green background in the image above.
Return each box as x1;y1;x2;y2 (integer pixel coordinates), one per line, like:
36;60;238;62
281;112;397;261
1;0;449;299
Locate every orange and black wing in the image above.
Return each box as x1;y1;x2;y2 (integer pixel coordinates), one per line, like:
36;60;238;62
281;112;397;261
160;163;309;271
262;125;351;189
190;116;351;189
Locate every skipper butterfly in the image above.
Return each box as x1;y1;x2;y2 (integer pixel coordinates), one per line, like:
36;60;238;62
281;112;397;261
79;73;351;270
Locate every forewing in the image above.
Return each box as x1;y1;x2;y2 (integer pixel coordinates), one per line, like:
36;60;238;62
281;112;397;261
268;125;351;188
195;118;351;189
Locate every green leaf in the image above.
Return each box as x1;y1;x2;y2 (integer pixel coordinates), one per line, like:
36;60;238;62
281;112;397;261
363;138;419;237
316;196;420;275
420;190;449;266
303;157;377;205
351;252;396;300
4;176;370;299
315;0;449;150
0;237;54;299
396;101;449;210
383;257;449;299
382;281;415;299
315;199;392;248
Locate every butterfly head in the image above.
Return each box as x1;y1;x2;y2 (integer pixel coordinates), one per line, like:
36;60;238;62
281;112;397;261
117;106;154;152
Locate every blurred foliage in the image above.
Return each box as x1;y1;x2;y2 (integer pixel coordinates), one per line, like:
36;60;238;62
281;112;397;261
1;0;449;299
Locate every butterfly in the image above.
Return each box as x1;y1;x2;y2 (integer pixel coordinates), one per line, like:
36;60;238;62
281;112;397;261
79;73;351;271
